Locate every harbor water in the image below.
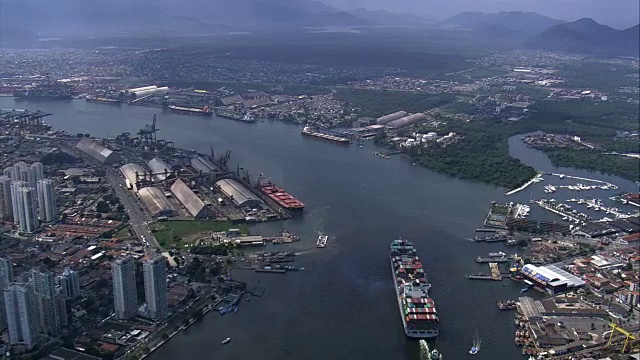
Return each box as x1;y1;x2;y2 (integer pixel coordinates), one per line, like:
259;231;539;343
2;98;636;360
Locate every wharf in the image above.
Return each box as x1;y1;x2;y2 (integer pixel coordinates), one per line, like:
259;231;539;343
474;234;508;242
467;274;496;280
505;173;542;196
534;200;584;224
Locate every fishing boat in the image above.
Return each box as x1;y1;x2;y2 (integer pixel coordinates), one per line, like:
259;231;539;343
222;337;231;344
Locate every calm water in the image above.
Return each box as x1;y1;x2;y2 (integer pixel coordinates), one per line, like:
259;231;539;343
2;98;637;360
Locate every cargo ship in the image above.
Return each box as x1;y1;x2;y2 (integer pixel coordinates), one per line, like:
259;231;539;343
259;182;305;211
301;126;350;145
390;239;439;338
85;95;121;105
168;105;213;116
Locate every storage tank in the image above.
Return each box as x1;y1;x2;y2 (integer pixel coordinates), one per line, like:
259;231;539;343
376;111;408;125
386;113;427;129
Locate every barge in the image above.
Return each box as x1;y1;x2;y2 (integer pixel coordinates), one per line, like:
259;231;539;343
301;126;350;145
390;239;438;338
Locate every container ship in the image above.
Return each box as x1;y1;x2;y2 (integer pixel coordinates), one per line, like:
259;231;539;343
390;239;439;338
259;182;305;211
168;105;213;116
85;95;121;105
301;126;350;145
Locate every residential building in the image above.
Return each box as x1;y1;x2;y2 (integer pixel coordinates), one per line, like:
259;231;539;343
143;254;168;320
4;283;40;350
112;256;138;319
37;179;57;222
59;268;80;300
31;269;61;334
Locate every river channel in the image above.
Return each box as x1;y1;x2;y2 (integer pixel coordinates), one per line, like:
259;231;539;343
1;98;637;360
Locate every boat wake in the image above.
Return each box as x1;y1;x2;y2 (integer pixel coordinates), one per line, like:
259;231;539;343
419;340;431;360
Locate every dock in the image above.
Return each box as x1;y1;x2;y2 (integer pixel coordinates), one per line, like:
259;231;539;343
467;274;495;280
505;173;542;196
476;256;510;263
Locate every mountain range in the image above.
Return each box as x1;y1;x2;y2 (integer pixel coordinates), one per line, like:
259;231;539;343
526;18;639;56
445;11;565;37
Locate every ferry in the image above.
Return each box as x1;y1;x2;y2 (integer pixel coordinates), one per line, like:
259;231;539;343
316;235;328;248
168;105;213;116
390;239;439;338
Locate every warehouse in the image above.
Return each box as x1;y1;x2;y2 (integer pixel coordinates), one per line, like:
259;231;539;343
76;137;119;164
119;163;148;191
190;156;217;174
521;264;585;294
215;178;263;208
137;187;177;218
376;111;407;125
386;113;427;129
147;157;173;181
170;179;210;219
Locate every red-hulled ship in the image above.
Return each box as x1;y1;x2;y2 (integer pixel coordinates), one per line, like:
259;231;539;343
259;182;305;211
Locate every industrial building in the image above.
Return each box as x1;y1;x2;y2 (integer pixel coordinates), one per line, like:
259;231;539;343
376;111;407;125
386;113;428;129
215;178;263;208
520;264;586;294
119;163;148;191
147;157;172;181
137;187;177;218
170;179;210;219
190;156;217;174
76;138;119;164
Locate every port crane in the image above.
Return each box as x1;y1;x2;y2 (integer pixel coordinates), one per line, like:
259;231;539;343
138;115;159;144
607;323;639;353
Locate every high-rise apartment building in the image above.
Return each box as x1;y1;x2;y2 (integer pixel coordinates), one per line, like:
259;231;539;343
36;179;57;222
112;256;138;319
143;254;168;320
4;283;40;349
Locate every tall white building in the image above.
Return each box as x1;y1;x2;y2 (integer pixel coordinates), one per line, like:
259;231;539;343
31;269;61;334
112;256;138;320
0;175;12;222
0;257;14;330
4;283;40;350
12;185;39;233
36;179;57;222
143;254;168;320
30;162;44;182
59;267;80;300
10;180;26;224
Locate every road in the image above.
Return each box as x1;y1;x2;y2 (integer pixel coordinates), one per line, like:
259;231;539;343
106;171;161;250
56;138;161;250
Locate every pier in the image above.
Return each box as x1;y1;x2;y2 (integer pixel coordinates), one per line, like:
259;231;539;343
505;173;542;196
476;256;510;263
534;200;585;224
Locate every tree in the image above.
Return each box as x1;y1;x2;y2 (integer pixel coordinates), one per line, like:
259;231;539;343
96;201;110;213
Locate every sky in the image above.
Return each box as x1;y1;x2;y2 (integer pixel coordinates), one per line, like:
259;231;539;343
321;0;640;28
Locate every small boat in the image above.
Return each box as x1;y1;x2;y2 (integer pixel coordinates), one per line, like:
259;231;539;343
469;345;479;355
431;348;443;360
222;337;231;344
316;235;328;248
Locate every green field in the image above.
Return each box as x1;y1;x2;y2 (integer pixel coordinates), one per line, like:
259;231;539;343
150;220;248;248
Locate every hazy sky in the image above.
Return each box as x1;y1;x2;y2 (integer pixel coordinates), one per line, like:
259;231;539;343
322;0;640;28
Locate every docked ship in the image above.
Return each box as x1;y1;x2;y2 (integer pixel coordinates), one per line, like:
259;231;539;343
168;105;213;116
259;182;305;211
13;83;73;100
390;239;439;338
85;95;121;105
215;109;256;122
301;126;350;145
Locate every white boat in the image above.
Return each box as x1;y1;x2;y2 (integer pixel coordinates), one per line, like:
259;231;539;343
469;345;478;355
222;337;231;344
431;348;443;360
316;235;328;248
469;331;481;355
